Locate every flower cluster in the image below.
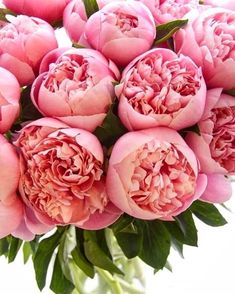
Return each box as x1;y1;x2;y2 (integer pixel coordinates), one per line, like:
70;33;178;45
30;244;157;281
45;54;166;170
0;0;234;292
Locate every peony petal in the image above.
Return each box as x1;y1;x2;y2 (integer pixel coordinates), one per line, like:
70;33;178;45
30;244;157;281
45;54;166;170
58;113;107;132
185;132;227;174
0;53;35;86
200;174;232;203
0;136;20;205
102;38;151;66
78;202;122;230
0;195;23;238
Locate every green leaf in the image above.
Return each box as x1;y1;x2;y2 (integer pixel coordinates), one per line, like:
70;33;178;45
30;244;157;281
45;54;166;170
165;261;173;272
83;231;123;275
72;43;86;49
51;20;63;28
175;210;198;247
71;228;95;278
0;8;16;22
110;214;134;234
191;201;227;227
8;237;22;263
96;230;112;259
139;221;171;270
29;237;40;254
82;0;99;18
50;253;74;294
164;221;185;257
171;238;184;258
33;229;64;291
20;86;42;122
93;104;127;148
180;124;201;136
23;242;33;264
155;19;188;44
114;221;143;259
223;89;235;96
164;221;185;244
0;237;9;257
57;226;77;283
71;248;95;279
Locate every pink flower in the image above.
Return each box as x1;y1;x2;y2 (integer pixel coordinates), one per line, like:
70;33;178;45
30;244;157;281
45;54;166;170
12;205;54;241
203;0;235;10
0;135;23;238
140;0;199;24
0;15;58;86
185;88;234;204
174;8;235;90
116;48;206;131
0;67;20;133
3;0;71;23
63;0;113;43
186;88;235;174
0;135;53;241
83;0;156;67
15;118;121;230
63;0;88;43
106;127;207;220
31;48;120;132
199;174;232;204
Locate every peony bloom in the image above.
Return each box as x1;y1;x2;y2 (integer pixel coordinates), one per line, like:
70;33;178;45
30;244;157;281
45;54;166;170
106;127;207;220
186;88;235;175
174;8;235;90
116;48;206;131
0;135;53;241
139;0;199;24
0;15;58;86
203;0;235;10
186;88;234;204
83;0;156;67
0;67;20;133
63;0;88;43
63;0;115;43
0;135;23;238
31;48;119;132
15;118;121;230
3;0;71;23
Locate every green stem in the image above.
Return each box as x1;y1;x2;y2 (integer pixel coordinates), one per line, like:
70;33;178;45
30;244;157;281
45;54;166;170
116;277;145;294
96;267;124;294
69;260;87;294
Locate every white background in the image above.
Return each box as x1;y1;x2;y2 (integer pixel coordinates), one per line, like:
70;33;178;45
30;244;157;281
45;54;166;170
0;183;234;294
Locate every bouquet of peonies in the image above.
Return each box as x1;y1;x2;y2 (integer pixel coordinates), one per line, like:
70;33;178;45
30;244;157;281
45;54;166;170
0;0;234;293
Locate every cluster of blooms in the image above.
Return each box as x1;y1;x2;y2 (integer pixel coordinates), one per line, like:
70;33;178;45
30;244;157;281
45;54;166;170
0;0;234;242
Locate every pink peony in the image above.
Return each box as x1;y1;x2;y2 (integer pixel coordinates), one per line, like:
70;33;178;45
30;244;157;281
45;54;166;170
12;205;54;241
31;48;119;132
203;0;235;10
186;88;235;175
116;48;206;131
83;0;156;67
0;135;23;238
0;135;53;241
3;0;71;23
174;8;235;90
15;118;121;230
0;15;58;86
185;88;234;204
106;127;207;220
63;0;115;43
0;67;20;133
63;0;88;43
140;0;199;24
